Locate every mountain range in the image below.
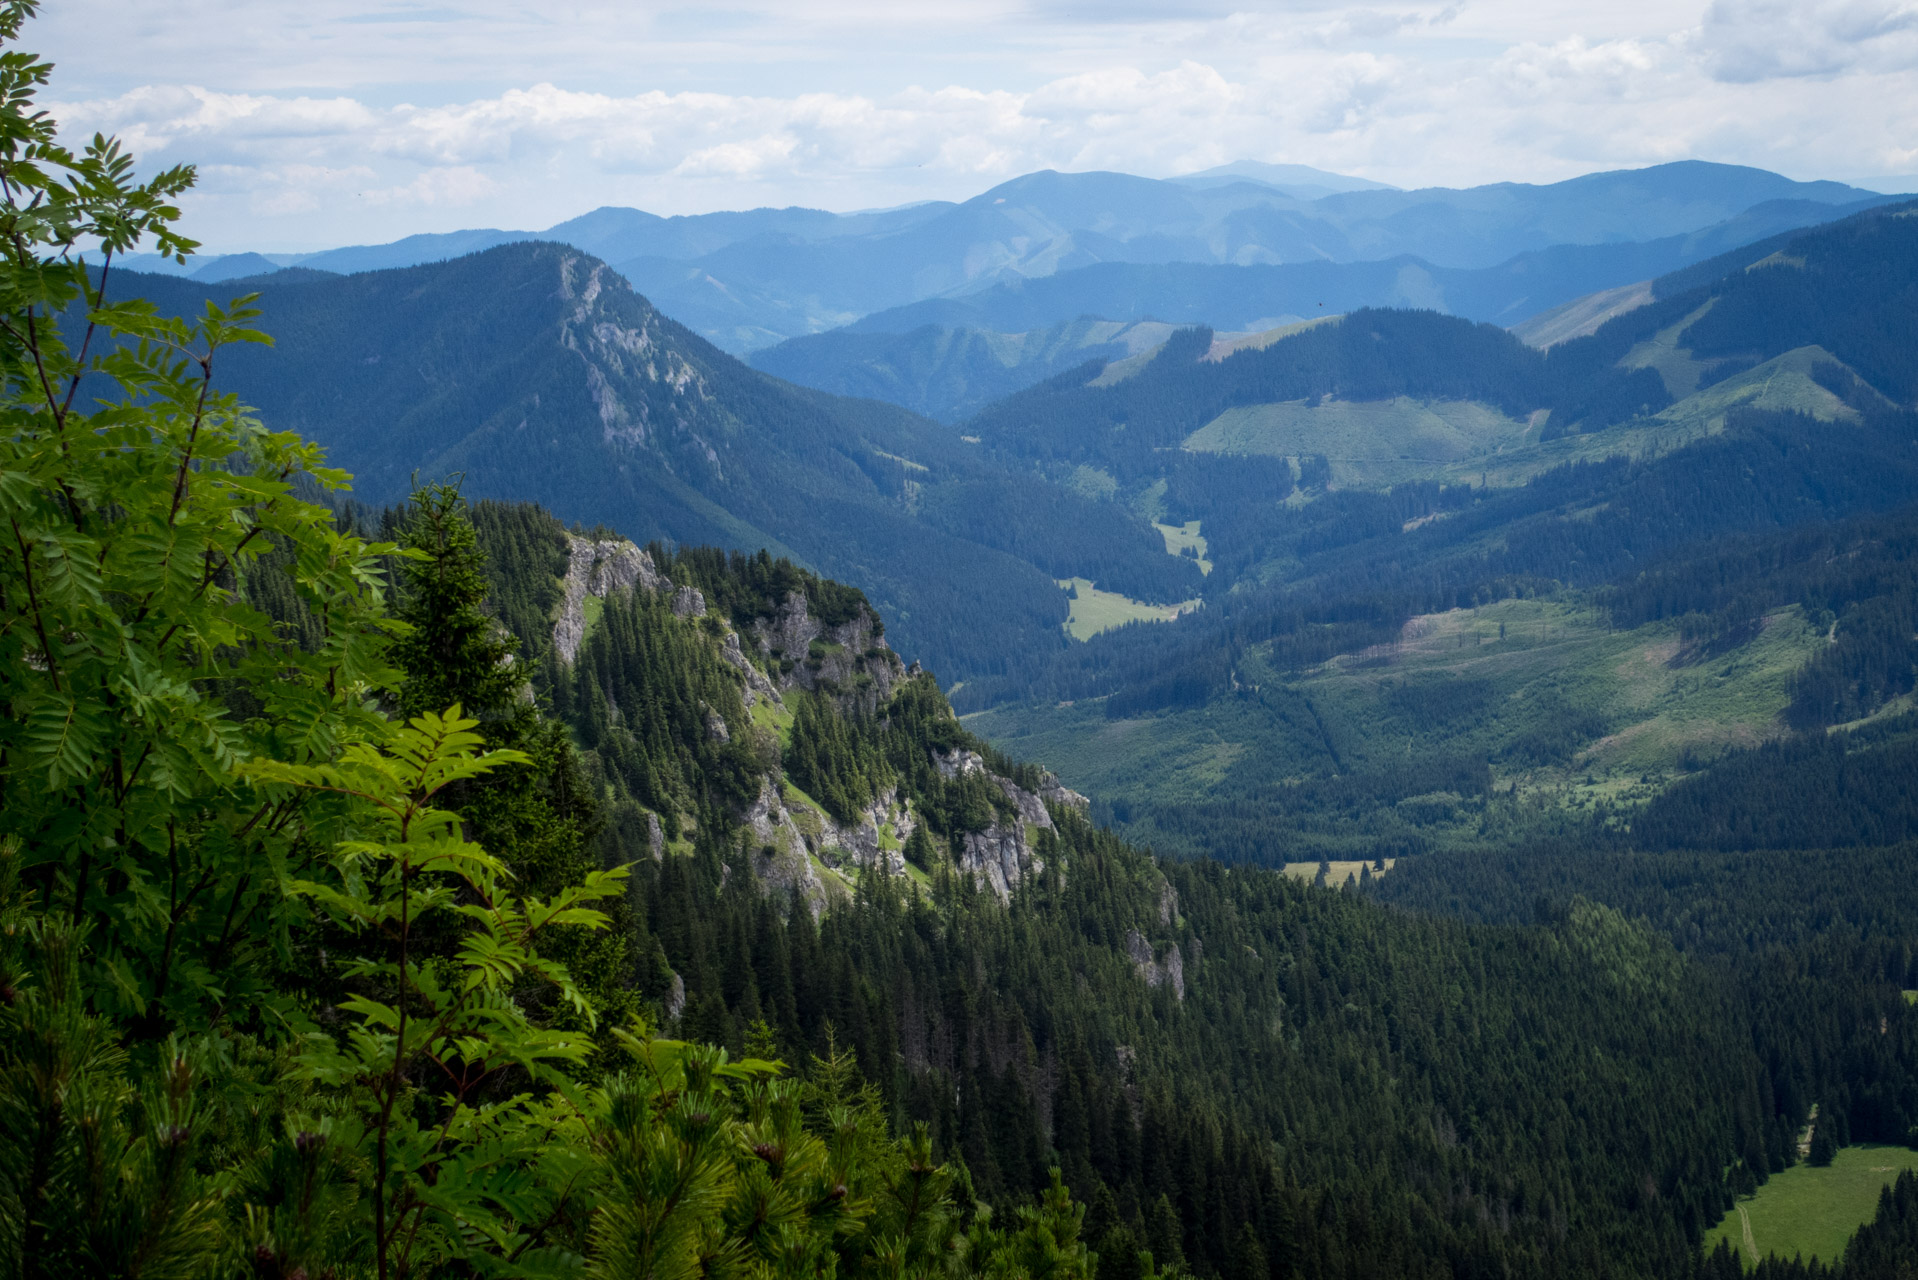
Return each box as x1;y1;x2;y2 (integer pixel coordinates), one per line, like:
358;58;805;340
127;160;1890;354
117;193;1918;875
114;248;1203;687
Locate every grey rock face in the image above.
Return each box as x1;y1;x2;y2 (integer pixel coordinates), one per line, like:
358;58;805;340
672;585;707;618
752;591;903;714
665;972;687;1020
743;778;830;920
553;535;661;663
1125;929;1186;1001
956;823;1043;903
1041;780;1091;812
817;789;915;878
938;758;1079;903
645;811;666;861
721;631;783;709
555;255;713;455
934;748;986;780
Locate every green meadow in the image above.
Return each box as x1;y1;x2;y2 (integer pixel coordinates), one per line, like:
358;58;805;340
1703;1146;1918;1268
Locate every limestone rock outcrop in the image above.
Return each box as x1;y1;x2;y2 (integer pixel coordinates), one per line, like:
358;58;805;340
743;779;830;920
752;590;902;714
553;535;660;663
1125;929;1186;1001
721;631;784;709
815;790;915;878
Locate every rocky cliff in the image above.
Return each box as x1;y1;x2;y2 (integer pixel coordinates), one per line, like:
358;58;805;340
934;747;1090;902
553;535;661;663
552;531;962;916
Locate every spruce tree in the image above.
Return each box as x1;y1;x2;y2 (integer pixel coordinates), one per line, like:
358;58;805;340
392;480;520;723
389;481;633;1022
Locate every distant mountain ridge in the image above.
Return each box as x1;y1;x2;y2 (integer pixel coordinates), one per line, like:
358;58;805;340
748;194;1901;421
125;161;1885;353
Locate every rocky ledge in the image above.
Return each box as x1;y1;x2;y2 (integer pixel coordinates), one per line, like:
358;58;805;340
553;536;660;663
934;748;1090;903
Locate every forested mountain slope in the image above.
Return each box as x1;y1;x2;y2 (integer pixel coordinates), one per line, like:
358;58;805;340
749;319;1183;424
113;247;1203;684
428;496;1917;1280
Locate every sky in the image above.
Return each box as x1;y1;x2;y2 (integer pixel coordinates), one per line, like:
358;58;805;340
31;0;1918;252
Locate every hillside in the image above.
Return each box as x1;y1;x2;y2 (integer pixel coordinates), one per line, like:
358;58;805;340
114;246;1204;685
441;497;1913;1279
946;201;1918;865
749;318;1181;423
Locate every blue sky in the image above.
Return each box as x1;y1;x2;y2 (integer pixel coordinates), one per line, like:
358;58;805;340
33;1;1918;250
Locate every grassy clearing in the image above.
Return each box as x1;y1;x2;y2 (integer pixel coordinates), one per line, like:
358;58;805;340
1511;280;1653;349
1184;397;1534;489
749;688;796;750
1621;300;1718;397
1203;315;1339;362
1289;598;1823;811
1154;520;1212;575
1185;342;1864;499
1430;345;1860;491
1703;1146;1918;1268
971;594;1827;860
1056;577;1199;641
1065;464;1120;501
1282;859;1396;887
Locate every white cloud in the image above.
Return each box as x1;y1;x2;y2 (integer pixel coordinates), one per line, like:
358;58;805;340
1699;0;1918;81
25;0;1918;248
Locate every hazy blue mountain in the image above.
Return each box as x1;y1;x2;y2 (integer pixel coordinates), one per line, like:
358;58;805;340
297;227;533;273
1168;160;1399;197
624;162;1880;352
753;194;1898;420
748;318;1182;423
185;251;280;282
142;161;1883;356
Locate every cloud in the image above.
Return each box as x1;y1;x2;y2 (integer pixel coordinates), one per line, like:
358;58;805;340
30;0;1918;249
1699;0;1918;81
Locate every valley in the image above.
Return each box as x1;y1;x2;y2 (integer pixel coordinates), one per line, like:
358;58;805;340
970;594;1828;861
6;15;1918;1276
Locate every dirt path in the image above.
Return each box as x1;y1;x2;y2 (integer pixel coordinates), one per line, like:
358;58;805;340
1738;1204;1759;1264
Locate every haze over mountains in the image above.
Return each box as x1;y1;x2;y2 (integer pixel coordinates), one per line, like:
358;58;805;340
131;160;1892;357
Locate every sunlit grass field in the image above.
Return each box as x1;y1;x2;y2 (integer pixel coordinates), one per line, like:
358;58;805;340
1702;1146;1918;1268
